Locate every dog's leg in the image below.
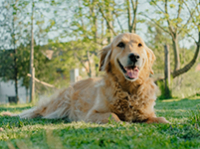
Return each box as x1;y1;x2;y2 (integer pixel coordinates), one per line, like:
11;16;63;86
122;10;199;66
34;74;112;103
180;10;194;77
85;110;121;124
145;117;170;124
3;112;18;117
3;107;41;118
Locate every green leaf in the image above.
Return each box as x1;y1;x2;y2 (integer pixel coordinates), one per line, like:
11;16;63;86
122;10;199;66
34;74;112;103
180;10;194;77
169;4;175;8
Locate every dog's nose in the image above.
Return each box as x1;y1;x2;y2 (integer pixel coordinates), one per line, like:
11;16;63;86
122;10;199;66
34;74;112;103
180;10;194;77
129;53;140;63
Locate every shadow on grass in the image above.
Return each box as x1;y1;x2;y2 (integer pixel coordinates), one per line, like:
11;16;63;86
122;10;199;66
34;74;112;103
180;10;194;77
0;115;70;129
0;104;70;129
0;105;32;113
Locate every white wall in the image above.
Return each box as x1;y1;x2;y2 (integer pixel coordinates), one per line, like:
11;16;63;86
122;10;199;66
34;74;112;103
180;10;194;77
0;78;28;104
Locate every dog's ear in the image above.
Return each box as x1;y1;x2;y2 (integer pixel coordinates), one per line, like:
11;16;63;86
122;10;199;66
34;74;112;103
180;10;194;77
99;44;112;72
145;46;156;74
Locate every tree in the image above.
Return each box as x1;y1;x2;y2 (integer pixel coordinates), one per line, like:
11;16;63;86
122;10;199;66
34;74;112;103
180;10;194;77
146;22;171;75
126;0;139;33
0;0;30;101
30;0;34;102
172;0;200;77
144;0;200;78
54;0;144;78
0;0;65;102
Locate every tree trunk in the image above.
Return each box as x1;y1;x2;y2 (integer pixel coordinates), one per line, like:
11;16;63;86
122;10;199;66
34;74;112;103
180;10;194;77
126;0;138;33
12;0;19;103
14;49;18;103
87;51;92;77
106;6;113;42
126;0;131;32
30;0;35;102
131;0;138;33
172;31;200;78
132;10;137;33
26;87;29;103
172;34;180;72
103;1;113;42
164;45;171;98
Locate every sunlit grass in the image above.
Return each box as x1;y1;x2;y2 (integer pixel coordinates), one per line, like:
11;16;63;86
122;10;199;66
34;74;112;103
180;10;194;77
0;97;200;149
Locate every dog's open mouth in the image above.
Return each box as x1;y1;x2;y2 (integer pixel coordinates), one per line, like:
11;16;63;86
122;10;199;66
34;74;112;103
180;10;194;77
117;59;139;80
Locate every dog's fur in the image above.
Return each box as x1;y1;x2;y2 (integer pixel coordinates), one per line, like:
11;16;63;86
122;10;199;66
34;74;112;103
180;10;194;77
7;33;169;124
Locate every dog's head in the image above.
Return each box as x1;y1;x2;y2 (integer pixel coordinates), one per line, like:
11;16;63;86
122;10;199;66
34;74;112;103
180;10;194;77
99;33;155;81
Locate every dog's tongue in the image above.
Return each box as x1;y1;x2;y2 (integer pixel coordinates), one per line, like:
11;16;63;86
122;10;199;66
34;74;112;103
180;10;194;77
125;67;139;79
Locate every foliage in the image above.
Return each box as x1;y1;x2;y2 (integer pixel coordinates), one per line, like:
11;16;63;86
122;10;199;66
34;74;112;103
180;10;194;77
0;0;200;100
146;23;172;75
0;50;16;81
0;97;200;148
145;0;200;78
157;80;172;100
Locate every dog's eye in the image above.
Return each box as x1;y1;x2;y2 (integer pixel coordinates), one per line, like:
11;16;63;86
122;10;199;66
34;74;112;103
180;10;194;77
138;43;142;47
117;42;125;48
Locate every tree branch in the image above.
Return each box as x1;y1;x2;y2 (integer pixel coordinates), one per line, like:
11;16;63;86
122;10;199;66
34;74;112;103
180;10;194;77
141;14;170;34
27;74;55;88
126;0;131;32
130;0;138;32
113;11;124;32
74;52;90;77
98;4;117;36
184;30;197;42
164;0;175;38
175;3;182;32
86;50;92;77
178;1;197;34
78;0;85;28
172;31;200;78
149;0;165;13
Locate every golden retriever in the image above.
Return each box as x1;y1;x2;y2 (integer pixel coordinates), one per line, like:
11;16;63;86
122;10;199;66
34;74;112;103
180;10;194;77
6;33;169;124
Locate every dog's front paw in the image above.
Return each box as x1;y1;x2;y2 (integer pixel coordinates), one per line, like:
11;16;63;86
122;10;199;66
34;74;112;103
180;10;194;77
146;117;170;124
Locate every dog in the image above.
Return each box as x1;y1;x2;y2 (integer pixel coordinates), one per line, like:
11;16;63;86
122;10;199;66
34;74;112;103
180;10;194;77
5;33;169;124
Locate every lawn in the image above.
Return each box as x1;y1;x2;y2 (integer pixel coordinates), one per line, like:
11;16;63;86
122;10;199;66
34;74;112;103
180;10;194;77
0;97;200;149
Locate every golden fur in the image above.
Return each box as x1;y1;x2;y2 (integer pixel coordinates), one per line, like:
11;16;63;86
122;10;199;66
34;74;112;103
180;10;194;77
7;33;169;124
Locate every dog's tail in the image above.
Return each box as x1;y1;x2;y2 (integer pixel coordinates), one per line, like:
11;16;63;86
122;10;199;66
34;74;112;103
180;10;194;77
3;87;74;120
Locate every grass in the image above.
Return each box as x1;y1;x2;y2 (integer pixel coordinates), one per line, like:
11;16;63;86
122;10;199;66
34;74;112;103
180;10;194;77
0;97;200;149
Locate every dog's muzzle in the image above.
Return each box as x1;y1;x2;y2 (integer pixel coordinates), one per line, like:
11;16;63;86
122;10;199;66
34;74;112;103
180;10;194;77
117;53;141;81
128;53;140;63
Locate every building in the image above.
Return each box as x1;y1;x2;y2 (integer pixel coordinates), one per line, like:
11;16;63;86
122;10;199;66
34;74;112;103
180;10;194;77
0;78;28;104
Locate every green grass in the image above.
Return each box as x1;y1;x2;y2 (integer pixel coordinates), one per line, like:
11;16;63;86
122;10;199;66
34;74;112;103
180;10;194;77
0;97;200;149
